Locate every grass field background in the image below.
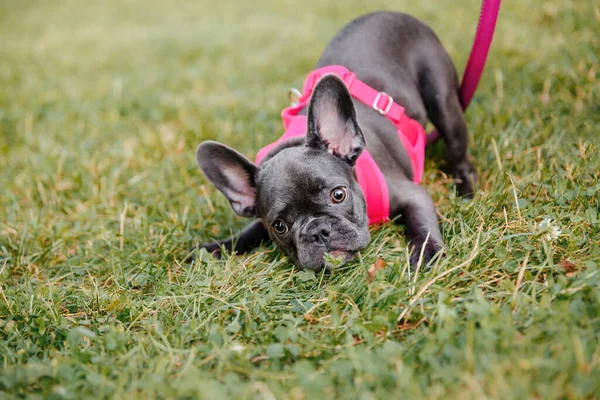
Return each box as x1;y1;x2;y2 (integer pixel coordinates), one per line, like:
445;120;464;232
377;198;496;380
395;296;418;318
1;0;599;398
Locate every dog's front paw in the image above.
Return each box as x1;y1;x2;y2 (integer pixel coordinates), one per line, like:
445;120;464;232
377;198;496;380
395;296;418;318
409;239;446;269
453;160;477;198
185;242;223;263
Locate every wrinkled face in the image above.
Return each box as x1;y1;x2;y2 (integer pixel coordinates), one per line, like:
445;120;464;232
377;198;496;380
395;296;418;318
256;148;370;270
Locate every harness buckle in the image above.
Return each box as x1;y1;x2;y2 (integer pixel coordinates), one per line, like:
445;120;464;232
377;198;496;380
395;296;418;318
288;87;303;106
373;92;393;115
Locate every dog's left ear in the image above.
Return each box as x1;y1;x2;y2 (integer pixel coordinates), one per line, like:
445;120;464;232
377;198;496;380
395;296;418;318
305;74;365;165
196;141;258;218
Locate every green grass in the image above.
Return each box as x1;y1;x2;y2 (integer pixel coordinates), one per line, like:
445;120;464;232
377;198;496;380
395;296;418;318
1;0;599;398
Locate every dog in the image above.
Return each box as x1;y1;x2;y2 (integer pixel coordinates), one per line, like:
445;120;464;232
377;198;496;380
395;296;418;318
193;11;476;270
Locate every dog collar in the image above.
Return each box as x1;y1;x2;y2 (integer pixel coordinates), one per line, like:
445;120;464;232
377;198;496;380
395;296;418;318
255;65;427;225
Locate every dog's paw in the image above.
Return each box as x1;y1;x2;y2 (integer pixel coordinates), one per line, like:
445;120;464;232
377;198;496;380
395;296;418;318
409;240;446;270
185;242;223;263
453;160;477;198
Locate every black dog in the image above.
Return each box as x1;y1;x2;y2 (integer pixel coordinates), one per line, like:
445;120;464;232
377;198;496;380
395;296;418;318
194;12;476;270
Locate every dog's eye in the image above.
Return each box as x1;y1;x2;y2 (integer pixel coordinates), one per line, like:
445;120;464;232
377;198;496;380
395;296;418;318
271;220;288;234
330;187;347;203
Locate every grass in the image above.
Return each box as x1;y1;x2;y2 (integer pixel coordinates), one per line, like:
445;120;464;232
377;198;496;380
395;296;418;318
0;0;599;398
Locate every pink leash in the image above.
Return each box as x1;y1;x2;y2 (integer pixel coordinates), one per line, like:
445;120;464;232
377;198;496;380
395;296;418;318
427;0;501;145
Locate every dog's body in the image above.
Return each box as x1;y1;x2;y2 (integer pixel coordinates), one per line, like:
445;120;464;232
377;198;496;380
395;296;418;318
194;12;476;270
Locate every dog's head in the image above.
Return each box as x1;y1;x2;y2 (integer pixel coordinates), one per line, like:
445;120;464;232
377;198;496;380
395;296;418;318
196;75;370;270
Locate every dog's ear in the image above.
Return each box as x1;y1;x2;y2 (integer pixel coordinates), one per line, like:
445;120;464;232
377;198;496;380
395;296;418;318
196;141;257;217
305;74;365;165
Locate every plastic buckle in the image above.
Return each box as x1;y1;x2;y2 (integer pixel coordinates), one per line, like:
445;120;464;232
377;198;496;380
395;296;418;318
373;92;393;115
288;88;303;106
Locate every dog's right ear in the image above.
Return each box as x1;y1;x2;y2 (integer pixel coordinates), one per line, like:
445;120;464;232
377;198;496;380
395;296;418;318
196;141;257;217
305;74;365;166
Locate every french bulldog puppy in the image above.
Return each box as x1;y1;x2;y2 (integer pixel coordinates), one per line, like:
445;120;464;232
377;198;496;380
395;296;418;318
193;12;476;270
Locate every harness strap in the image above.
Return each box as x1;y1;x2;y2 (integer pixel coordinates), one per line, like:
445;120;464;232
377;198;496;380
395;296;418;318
256;66;427;186
256;65;429;225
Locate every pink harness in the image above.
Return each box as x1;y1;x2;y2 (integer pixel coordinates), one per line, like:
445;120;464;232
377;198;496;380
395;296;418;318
255;65;427;225
254;0;501;225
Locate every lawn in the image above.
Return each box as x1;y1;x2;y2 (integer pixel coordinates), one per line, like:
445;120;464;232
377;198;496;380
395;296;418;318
1;0;599;398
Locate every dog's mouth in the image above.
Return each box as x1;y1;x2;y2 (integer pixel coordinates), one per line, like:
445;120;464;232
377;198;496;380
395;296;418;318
329;249;351;257
293;225;371;271
322;248;358;269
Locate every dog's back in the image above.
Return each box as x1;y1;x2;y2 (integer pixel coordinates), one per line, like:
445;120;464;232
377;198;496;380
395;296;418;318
316;11;466;186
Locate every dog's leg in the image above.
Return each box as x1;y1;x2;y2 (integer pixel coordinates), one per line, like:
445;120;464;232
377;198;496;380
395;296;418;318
389;179;445;266
421;74;477;197
188;219;269;261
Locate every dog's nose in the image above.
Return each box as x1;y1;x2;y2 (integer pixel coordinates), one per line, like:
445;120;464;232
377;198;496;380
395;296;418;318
307;220;332;244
